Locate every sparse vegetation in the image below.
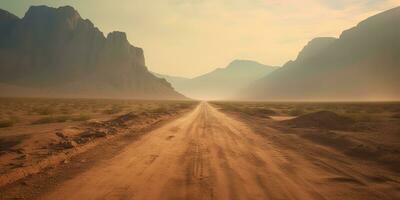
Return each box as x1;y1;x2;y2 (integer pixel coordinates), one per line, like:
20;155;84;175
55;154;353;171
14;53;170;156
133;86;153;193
211;101;400;122
0;119;14;128
32;115;71;124
0;97;198;189
391;113;400;119
71;114;92;122
210;102;279;117
0;98;198;126
151;106;169;114
0;116;20;128
32;106;56;115
103;105;124;115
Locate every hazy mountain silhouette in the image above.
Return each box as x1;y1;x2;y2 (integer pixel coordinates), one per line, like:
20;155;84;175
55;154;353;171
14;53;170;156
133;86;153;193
244;6;400;101
157;60;276;100
152;72;190;88
0;6;185;99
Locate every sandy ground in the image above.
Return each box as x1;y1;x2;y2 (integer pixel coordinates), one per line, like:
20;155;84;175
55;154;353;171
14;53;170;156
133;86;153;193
2;102;400;199
0;100;196;188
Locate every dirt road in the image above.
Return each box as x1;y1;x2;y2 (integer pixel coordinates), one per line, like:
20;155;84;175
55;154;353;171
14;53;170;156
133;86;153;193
39;102;399;200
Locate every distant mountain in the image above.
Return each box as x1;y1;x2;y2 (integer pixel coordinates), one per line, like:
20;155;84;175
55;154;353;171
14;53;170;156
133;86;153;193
159;60;276;100
152;72;190;87
0;6;185;100
244;7;400;101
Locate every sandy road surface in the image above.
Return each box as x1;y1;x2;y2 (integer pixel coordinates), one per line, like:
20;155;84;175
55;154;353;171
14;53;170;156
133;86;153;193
40;102;399;200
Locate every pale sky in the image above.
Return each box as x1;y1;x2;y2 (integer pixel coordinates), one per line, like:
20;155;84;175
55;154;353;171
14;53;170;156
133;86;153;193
1;0;399;78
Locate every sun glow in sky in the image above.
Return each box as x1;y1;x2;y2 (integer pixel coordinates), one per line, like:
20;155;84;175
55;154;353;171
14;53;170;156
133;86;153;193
1;0;399;77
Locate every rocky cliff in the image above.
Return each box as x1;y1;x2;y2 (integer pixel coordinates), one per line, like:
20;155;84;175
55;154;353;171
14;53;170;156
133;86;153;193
0;6;185;99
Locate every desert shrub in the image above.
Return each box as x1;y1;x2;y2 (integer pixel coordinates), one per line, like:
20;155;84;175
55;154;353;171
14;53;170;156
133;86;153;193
60;107;74;115
0;115;20;128
392;113;400;119
0;120;14;128
103;106;123;115
175;102;192;109
9;116;20;123
71;114;91;121
32;115;71;124
32;106;56;115
151;106;169;114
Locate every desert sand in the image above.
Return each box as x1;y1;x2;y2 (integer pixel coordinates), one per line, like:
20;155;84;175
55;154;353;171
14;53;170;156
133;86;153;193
2;102;397;199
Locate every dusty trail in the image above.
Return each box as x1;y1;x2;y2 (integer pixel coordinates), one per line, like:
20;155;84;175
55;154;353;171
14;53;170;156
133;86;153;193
40;102;399;200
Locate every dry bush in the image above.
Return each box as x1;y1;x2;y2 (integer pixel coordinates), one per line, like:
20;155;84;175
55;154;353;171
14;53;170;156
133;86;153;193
0;120;14;128
151;106;170;114
71;114;91;122
32;106;56;115
103;105;124;115
392;113;400;119
32;115;71;124
0;116;20;128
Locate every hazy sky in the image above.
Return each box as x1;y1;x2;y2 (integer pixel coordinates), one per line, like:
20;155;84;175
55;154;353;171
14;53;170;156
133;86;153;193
1;0;399;78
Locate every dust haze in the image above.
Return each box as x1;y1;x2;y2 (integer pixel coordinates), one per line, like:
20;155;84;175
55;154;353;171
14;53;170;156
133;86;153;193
0;2;400;200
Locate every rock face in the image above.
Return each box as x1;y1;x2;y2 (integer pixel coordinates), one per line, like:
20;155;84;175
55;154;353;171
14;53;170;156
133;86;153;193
0;6;185;99
152;72;190;88
296;37;336;61
156;60;276;100
245;7;400;101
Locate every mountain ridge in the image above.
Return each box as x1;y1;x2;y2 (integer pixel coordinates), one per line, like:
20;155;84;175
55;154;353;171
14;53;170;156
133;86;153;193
244;6;400;101
156;59;277;100
0;5;185;100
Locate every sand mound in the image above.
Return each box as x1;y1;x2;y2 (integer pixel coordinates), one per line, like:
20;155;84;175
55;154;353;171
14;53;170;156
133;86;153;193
282;111;354;130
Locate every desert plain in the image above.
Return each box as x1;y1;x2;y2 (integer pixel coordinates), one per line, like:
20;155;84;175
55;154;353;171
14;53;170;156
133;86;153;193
0;99;399;199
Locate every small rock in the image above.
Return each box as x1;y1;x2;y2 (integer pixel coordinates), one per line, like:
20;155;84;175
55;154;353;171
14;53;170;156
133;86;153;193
74;137;90;144
80;130;107;138
21;181;29;186
17;154;27;160
55;131;67;139
9;148;25;154
107;127;118;134
58;140;78;149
